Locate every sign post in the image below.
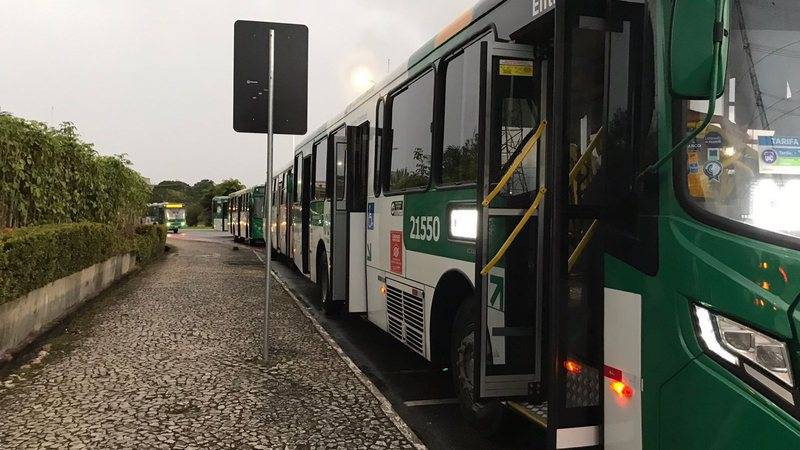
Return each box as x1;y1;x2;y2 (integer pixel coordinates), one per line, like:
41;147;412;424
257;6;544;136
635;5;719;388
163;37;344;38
263;29;275;362
234;21;308;364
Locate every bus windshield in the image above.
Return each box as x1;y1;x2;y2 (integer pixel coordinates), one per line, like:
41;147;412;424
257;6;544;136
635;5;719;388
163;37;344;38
681;0;800;241
253;196;265;218
165;208;185;221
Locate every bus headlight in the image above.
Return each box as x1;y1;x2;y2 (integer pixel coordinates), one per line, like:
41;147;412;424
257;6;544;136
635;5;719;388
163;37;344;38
693;304;795;392
449;208;477;240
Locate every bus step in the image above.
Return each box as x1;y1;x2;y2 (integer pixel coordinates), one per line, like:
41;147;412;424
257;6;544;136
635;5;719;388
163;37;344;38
506;400;547;428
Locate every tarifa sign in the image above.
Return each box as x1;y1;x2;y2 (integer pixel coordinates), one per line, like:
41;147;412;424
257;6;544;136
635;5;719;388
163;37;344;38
757;135;800;175
532;0;555;19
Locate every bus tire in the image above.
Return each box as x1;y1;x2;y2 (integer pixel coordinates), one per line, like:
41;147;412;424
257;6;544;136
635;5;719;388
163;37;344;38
451;298;508;438
317;251;342;315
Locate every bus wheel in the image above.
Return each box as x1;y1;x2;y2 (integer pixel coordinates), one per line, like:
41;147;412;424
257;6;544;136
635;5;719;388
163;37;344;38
317;251;342;315
451;299;508;437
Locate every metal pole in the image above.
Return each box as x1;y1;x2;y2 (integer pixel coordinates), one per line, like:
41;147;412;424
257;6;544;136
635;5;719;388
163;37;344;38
263;29;275;362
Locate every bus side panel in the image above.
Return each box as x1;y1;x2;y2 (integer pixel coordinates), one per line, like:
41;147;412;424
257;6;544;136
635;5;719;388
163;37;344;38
604;288;642;450
377;196;404;277
348;213;367;313
366;266;387;331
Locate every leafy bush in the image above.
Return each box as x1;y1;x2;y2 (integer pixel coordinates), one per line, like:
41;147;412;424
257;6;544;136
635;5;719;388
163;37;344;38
0;114;151;231
0;223;166;305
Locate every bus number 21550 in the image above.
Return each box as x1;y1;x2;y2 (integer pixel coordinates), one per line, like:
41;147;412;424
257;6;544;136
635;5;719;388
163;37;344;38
409;215;441;242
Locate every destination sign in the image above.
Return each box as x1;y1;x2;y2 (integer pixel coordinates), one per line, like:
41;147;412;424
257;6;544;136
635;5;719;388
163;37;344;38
532;0;555;19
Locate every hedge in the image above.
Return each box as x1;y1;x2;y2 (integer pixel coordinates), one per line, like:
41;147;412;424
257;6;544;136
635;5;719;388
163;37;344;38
0;115;151;230
0;223;166;305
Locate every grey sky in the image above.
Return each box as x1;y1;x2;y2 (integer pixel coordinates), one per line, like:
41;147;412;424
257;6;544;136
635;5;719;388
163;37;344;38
0;0;475;187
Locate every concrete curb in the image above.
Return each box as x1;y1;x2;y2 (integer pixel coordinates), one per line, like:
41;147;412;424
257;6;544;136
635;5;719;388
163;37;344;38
270;271;428;450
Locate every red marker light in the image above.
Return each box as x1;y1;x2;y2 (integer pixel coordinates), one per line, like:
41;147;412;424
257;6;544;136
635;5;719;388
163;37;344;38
564;360;582;374
610;381;633;399
779;267;788;283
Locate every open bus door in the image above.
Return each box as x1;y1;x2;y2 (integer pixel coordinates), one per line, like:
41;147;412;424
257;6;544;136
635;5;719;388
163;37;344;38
475;40;546;402
328;124;369;313
475;7;607;447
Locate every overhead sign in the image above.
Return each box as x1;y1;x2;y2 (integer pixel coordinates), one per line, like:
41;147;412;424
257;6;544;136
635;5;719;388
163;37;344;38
233;21;308;135
532;0;555;19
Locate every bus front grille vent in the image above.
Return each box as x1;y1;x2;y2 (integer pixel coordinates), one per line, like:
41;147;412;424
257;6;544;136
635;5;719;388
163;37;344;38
385;280;425;356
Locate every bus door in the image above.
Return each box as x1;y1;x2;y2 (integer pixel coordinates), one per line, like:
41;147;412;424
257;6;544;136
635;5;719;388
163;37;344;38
475;41;547;402
283;169;293;253
346;122;369;313
329;127;349;303
302;155;312;273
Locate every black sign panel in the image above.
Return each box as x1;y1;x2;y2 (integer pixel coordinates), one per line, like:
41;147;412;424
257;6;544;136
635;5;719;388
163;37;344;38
233;21;308;135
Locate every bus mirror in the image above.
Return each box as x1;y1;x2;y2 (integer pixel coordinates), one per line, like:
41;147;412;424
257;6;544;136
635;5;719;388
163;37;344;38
669;0;730;99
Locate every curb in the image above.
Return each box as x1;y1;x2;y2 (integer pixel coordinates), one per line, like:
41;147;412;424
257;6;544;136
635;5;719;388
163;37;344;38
271;272;427;450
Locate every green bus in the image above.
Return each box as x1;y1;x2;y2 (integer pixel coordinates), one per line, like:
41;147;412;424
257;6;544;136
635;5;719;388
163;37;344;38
146;202;186;233
271;0;800;447
212;195;230;231
229;186;265;244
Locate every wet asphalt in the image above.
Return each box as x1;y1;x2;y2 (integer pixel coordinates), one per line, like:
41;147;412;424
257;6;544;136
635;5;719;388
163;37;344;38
246;234;542;450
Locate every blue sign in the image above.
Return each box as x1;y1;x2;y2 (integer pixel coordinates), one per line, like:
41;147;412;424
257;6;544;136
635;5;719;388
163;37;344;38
757;136;800;174
705;132;723;147
367;203;375;230
762;149;778;165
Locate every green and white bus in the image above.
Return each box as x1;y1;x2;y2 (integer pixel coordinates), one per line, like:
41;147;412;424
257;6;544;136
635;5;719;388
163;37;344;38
229;186;265;244
272;0;800;447
147;202;186;233
212;195;230;231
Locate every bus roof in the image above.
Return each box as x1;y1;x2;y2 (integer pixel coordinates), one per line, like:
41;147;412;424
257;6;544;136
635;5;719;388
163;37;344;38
296;0;502;150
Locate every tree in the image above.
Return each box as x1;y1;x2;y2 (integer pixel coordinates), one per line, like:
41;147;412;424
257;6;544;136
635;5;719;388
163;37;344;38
214;179;246;197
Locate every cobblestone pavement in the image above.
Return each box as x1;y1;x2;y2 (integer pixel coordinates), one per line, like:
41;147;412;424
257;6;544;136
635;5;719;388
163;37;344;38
0;236;421;449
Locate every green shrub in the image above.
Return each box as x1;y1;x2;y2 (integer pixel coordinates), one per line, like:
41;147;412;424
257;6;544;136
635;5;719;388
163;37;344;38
0;114;151;230
0;223;166;305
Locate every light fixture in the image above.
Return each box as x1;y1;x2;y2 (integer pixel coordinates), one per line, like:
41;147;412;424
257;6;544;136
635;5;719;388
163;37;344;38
693;304;795;391
449;208;477;240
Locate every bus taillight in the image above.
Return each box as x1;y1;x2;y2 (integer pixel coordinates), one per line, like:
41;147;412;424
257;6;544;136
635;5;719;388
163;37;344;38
610;381;633;399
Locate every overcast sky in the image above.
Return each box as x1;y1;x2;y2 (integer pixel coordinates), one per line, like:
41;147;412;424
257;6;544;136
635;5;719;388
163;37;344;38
0;0;474;186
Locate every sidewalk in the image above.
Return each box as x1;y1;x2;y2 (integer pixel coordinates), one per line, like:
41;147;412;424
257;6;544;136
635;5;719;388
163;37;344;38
0;235;423;450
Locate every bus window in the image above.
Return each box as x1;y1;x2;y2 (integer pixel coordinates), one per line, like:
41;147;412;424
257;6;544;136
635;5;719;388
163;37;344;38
254;193;264;219
441;45;480;185
333;127;347;209
374;100;384;196
385;69;434;192
490;58;540;197
313;139;327;200
294;154;302;206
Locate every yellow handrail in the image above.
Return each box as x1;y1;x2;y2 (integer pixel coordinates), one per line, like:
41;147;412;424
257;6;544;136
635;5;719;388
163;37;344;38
481;187;547;276
567;219;598;272
482;121;548;207
568;127;604;186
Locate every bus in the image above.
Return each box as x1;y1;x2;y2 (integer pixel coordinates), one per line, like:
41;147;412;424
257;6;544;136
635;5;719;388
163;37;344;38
229;186;265;244
212;195;230;231
271;0;800;447
146;202;186;233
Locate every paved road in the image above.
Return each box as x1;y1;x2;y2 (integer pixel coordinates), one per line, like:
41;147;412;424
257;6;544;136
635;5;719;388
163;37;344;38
266;247;542;450
0;230;420;449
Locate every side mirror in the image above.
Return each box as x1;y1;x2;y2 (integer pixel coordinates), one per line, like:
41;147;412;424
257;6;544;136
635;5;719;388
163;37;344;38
670;0;730;99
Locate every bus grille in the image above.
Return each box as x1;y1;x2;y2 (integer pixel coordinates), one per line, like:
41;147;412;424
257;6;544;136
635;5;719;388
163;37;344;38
386;280;425;356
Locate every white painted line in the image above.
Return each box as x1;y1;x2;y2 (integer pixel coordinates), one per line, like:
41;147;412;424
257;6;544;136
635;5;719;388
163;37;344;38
251;248;265;264
403;398;458;407
271;273;427;450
